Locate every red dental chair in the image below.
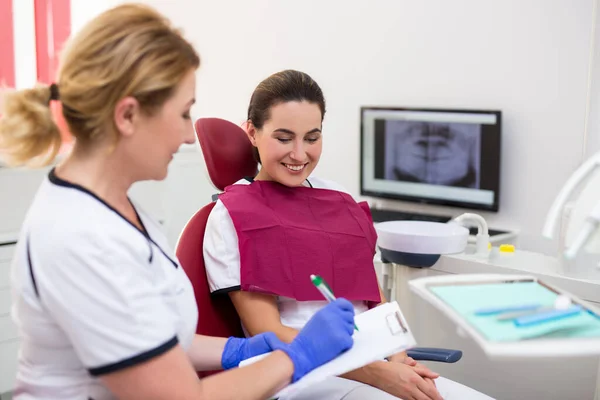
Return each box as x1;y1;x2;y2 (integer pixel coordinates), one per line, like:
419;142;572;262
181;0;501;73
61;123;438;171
175;118;462;378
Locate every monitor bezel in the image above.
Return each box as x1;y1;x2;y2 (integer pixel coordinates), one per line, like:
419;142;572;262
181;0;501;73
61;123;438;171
359;106;502;212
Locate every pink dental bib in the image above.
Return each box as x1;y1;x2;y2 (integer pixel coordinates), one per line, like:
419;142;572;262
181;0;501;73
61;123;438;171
218;180;381;306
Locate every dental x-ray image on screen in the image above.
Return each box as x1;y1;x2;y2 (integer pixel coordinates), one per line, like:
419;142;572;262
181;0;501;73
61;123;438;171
383;120;482;189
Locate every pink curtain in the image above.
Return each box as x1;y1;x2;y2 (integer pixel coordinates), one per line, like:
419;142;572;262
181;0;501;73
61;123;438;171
36;0;73;147
0;0;15;88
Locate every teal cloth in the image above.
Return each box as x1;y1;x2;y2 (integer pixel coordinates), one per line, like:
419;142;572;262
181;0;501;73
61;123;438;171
430;282;600;342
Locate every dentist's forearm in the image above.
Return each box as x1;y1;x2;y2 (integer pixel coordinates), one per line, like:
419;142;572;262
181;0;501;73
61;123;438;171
188;335;228;371
198;350;294;400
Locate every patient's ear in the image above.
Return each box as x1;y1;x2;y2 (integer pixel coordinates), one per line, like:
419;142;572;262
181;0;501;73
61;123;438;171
245;120;258;146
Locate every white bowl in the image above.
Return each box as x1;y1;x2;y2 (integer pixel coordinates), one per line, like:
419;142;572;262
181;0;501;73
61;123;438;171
376;220;469;255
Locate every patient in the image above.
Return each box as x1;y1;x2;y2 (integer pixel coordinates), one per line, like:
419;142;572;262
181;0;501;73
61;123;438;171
204;69;492;400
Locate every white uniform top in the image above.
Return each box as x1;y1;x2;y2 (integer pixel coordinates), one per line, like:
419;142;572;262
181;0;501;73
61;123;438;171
204;177;369;332
10;169;198;400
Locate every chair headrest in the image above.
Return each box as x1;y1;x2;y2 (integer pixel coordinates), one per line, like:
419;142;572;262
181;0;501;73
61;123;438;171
195;118;258;191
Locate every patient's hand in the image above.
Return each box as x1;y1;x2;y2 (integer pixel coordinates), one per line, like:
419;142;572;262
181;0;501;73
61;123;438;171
402;356;418;366
388;351;416;365
370;361;443;400
389;353;439;384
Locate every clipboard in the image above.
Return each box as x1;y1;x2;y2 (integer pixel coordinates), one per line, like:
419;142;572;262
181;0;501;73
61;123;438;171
409;273;600;358
239;301;416;398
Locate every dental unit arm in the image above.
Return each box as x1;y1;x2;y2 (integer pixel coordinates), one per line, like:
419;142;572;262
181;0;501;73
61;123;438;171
542;151;600;260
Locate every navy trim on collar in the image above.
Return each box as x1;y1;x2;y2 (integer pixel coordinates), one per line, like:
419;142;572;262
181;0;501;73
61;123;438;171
48;168;178;268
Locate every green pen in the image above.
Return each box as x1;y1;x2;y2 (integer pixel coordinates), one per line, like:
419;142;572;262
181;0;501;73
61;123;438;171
310;274;359;331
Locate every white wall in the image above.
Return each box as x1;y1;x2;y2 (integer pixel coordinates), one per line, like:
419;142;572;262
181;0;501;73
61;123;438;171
12;0;36;90
9;0;596;247
140;0;595;250
70;0;123;33
586;0;600;160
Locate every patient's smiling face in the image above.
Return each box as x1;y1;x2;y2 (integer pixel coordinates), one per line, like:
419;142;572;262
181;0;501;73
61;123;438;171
245;70;326;187
248;101;323;187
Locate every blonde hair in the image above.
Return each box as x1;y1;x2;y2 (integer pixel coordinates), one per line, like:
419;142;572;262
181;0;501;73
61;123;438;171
0;3;200;167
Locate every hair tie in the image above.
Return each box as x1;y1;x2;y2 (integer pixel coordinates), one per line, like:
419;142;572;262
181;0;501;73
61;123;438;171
48;83;60;103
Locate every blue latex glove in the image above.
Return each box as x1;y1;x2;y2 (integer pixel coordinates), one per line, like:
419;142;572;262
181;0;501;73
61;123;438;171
221;332;279;370
265;298;356;382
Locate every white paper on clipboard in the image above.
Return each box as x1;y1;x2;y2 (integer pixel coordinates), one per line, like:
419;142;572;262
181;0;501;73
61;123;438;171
239;301;416;398
409;273;600;358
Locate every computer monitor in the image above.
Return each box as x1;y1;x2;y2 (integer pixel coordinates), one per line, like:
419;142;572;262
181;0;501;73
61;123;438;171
360;107;501;211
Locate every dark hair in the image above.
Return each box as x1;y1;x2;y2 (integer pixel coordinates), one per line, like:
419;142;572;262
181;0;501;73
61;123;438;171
247;70;326;163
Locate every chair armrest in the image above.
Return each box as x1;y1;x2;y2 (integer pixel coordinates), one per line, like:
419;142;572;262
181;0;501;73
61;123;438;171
406;347;463;363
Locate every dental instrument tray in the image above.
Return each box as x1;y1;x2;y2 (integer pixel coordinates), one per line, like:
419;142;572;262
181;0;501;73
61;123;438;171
409;273;600;357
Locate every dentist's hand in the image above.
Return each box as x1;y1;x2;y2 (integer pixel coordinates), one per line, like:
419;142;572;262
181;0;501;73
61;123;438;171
266;298;356;382
221;332;279;370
